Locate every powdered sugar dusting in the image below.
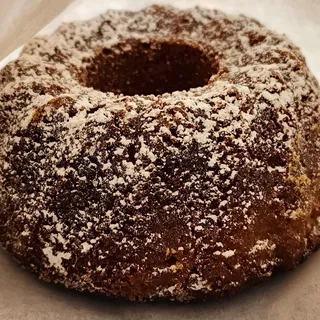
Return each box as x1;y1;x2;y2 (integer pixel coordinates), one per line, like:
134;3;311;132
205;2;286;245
0;5;319;301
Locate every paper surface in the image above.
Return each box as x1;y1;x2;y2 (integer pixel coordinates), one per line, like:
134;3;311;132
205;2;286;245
0;0;320;319
0;0;73;61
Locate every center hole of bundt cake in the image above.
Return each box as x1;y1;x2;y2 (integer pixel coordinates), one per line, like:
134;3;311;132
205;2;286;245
84;40;218;96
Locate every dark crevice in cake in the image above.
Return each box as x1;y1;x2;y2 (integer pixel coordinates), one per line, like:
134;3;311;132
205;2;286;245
165;255;178;266
84;39;218;96
127;143;137;163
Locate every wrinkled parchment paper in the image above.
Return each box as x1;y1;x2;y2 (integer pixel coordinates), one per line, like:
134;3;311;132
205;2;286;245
0;1;320;319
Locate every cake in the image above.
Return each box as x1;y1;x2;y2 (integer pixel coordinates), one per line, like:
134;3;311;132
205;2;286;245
0;5;319;301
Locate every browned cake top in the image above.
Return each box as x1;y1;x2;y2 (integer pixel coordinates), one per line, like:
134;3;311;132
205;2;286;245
0;5;320;301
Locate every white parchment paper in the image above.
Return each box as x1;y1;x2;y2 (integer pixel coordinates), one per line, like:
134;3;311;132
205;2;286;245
0;0;73;61
0;1;320;319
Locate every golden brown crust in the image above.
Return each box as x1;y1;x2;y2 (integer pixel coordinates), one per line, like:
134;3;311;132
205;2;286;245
0;5;320;301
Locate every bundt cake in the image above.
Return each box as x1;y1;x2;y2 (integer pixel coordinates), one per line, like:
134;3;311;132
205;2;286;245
0;5;320;301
